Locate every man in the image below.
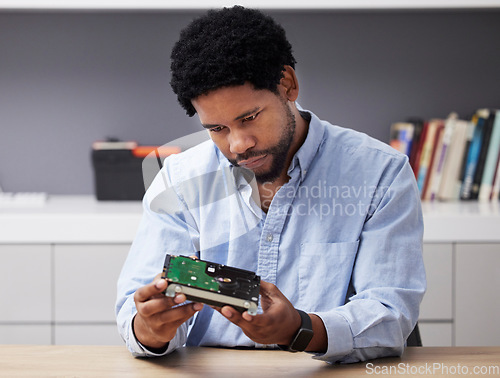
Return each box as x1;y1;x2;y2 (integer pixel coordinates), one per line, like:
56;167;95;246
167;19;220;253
116;6;425;364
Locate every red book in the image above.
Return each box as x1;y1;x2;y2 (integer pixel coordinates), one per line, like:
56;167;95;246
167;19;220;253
411;121;429;179
422;122;445;200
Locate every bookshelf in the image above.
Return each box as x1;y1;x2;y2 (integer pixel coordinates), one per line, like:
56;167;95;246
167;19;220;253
390;110;500;203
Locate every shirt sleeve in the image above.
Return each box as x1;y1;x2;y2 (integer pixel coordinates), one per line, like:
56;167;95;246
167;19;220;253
311;157;426;364
115;158;200;357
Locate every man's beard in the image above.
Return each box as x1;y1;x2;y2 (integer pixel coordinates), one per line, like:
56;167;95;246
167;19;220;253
229;102;296;184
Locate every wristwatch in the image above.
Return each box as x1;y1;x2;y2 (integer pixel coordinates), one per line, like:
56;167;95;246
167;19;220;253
278;309;314;352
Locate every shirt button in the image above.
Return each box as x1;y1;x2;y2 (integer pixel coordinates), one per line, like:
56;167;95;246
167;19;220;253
266;233;273;242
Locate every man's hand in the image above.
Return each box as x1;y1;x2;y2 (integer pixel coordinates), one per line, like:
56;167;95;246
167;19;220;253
217;281;327;352
216;281;300;345
133;275;203;350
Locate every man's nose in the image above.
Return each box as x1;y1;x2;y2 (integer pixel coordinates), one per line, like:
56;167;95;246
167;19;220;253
228;129;256;155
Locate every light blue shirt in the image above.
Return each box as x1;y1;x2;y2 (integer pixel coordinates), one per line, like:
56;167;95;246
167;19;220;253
116;109;426;364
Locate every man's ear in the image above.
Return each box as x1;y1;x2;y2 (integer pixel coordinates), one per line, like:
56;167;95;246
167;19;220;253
279;65;299;102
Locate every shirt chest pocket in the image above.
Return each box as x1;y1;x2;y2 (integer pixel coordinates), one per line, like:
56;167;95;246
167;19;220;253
297;241;359;312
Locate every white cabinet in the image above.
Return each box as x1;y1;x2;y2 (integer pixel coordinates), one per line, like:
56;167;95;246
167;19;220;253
55;324;124;345
420;244;453;321
419;323;453;347
1;197;499;346
455;243;500;346
53;244;129;345
0;197;140;346
0;242;130;345
0;244;52;322
419;242;500;347
0;325;52;345
54;244;128;323
0;245;52;344
419;243;453;346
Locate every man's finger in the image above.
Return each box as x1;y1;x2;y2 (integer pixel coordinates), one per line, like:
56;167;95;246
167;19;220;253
138;296;169;317
134;278;168;303
258;280;277;296
241;311;255;322
139;291;191;317
158;302;204;324
220;306;246;324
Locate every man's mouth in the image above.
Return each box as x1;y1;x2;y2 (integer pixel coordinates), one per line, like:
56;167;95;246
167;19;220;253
237;155;268;170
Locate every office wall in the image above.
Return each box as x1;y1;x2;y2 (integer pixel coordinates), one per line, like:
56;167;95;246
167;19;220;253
0;10;499;195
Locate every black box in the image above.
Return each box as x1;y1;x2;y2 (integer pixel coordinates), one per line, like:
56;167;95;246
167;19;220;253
92;149;145;201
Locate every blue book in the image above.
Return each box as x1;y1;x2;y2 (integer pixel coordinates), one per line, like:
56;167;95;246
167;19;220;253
479;110;500;200
471;110;496;199
460;114;486;200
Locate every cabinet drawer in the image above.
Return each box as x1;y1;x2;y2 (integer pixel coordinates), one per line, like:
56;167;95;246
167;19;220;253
55;324;123;345
418;322;453;346
419;243;453;320
54;244;129;322
455;243;500;346
0;245;52;322
0;324;52;344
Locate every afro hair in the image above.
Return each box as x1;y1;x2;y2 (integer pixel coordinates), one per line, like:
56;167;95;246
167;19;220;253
170;6;296;116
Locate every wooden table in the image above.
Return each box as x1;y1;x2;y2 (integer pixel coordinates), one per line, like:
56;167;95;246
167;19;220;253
0;346;499;377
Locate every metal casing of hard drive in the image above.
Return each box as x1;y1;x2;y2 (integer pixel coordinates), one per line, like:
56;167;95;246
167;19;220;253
162;254;260;315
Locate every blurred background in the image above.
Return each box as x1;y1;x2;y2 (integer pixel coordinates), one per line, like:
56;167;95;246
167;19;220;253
1;8;499;194
0;4;499;348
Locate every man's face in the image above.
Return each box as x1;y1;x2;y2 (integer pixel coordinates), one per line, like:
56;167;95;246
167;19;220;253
191;82;296;184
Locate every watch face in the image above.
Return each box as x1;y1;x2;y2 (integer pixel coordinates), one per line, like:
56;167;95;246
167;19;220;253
290;328;314;352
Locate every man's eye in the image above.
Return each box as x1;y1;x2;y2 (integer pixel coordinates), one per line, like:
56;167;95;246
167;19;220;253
209;126;225;133
243;113;259;122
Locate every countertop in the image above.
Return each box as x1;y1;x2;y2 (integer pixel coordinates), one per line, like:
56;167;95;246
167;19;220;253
1;195;499;243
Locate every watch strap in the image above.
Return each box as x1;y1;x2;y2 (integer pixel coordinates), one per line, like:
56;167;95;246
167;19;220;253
277;309;314;352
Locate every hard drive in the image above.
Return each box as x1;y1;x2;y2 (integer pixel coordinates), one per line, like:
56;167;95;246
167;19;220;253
162;254;260;315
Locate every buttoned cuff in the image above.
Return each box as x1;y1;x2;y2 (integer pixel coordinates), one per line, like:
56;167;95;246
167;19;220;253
126;316;180;357
309;311;354;363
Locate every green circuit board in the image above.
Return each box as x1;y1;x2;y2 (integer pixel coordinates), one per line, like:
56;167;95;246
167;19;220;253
162;254;261;315
164;255;220;292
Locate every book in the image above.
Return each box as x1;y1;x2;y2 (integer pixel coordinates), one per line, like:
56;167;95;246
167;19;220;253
390;122;414;156
478;110;500;200
425;114;457;201
416;120;444;196
457;120;475;198
460;112;487;200
408;119;426;178
391;109;499;202
470;110;495;199
490;150;500;200
422;122;445;200
437;118;470;201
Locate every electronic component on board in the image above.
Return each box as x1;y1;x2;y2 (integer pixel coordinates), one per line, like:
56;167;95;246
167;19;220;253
162;254;260;315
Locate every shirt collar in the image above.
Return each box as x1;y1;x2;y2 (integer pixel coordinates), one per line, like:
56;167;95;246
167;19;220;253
287;107;326;182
